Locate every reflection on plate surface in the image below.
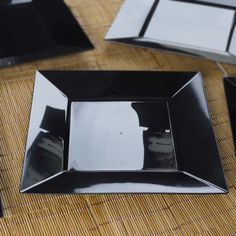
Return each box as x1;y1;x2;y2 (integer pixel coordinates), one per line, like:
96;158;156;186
69;101;176;171
21;71;227;194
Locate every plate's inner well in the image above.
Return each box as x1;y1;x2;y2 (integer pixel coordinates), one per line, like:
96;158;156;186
69;101;177;171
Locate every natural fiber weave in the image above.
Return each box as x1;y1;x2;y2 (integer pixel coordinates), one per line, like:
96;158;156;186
1;0;236;235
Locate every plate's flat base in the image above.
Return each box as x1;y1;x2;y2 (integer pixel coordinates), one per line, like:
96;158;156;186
69;101;177;171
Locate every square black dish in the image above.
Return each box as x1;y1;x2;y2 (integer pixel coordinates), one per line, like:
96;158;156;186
0;0;93;68
20;71;227;194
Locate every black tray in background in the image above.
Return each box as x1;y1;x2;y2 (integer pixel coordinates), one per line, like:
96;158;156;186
20;71;227;194
0;201;2;217
0;0;93;67
224;77;236;154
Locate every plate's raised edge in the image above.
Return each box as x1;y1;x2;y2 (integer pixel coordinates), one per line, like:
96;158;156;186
20;171;65;193
171;73;228;191
183;172;228;193
171;72;201;98
20;170;228;194
20;71;69;192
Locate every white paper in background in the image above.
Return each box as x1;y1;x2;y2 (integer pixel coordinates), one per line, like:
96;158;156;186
69;102;146;171
105;0;155;39
144;0;235;53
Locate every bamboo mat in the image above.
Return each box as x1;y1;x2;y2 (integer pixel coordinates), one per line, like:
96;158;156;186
1;0;236;235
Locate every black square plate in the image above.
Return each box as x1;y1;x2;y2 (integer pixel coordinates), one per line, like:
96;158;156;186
0;0;93;67
20;71;227;194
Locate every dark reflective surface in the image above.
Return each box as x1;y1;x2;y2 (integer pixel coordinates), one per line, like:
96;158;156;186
0;199;2;217
27;171;222;194
143;130;176;169
21;72;68;191
21;71;227;194
224;77;236;154
131;102;176;169
170;74;227;190
0;0;93;67
38;71;196;100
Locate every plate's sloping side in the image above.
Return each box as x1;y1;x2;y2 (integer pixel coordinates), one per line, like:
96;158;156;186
20;72;69;192
170;73;227;192
21;171;222;194
39;70;197;100
224;77;236;154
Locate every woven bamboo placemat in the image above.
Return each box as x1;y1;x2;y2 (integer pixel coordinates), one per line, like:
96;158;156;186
1;0;236;235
